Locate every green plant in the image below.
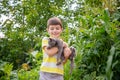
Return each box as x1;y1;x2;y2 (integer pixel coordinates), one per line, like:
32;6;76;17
106;41;120;80
18;68;39;80
0;61;13;80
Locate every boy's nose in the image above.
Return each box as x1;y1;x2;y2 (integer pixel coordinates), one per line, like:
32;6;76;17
53;29;57;32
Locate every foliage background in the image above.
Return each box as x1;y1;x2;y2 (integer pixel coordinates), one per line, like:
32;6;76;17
0;0;120;80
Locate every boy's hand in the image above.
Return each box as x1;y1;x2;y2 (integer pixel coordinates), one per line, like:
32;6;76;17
64;47;71;58
63;42;68;48
63;47;71;64
44;46;58;57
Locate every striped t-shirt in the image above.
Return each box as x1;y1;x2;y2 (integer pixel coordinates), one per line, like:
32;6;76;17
40;37;64;75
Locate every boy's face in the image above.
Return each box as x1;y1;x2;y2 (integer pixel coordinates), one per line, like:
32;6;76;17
47;25;63;38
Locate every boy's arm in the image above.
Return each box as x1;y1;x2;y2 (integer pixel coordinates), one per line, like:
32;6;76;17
42;37;58;57
43;46;58;57
63;47;71;64
63;42;71;64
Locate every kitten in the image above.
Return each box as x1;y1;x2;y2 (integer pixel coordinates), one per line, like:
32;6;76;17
47;38;63;65
57;46;76;74
69;46;76;74
47;38;76;74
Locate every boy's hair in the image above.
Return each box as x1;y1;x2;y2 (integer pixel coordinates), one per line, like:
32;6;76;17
47;17;63;28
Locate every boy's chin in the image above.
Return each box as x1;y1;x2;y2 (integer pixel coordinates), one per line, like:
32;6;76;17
52;36;59;38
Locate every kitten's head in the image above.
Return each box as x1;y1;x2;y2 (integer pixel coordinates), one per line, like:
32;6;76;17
48;38;57;47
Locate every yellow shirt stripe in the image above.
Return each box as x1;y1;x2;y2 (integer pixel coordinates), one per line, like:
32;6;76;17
43;57;57;63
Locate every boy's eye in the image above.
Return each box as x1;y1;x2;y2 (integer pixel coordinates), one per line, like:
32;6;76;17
50;28;60;30
50;28;54;30
56;27;60;30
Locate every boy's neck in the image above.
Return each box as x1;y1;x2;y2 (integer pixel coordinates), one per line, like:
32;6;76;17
50;36;61;39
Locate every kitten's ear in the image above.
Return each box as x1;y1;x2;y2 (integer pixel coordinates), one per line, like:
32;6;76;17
49;38;52;41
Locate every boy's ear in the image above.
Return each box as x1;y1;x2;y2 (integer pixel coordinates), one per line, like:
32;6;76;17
62;28;63;31
46;28;48;31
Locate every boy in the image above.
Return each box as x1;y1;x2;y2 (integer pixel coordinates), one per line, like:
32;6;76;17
40;17;71;80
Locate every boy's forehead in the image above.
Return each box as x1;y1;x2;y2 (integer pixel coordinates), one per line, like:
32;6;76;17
49;25;62;28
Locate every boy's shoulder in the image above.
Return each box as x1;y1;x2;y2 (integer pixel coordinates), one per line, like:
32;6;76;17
42;36;49;40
